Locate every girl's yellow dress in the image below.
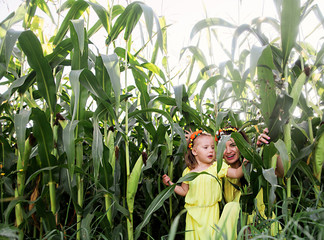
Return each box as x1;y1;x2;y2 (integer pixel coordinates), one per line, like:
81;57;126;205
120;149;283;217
182;162;240;240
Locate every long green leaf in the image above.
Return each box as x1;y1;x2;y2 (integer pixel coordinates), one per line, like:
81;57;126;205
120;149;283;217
257;45;276;126
274;139;289;175
92;117;103;181
190;17;236;40
31;108;54;167
216;135;231;173
127;154;143;214
314;129;324;181
101;54;121;111
173;85;183;113
134;172;211;239
18;30;56;113
289;72;307;114
268;93;293;142
231;132;263;170
281;0;300;69
14;109;31;159
53;0;89;45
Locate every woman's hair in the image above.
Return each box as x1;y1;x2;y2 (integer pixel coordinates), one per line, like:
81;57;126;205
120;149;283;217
216;126;249;143
185;131;213;170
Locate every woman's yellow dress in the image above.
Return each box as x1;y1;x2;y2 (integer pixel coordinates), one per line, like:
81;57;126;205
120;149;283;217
224;177;281;236
182;162;240;240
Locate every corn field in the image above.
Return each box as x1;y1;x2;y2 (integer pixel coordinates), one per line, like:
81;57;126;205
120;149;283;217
0;0;323;239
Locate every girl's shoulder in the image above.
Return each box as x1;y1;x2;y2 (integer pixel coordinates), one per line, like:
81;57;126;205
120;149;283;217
182;167;190;176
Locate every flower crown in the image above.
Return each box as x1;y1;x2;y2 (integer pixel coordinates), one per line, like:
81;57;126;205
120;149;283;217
188;130;203;150
215;127;238;142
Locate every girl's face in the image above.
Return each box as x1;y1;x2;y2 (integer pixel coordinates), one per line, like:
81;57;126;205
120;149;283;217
223;138;240;165
192;135;216;165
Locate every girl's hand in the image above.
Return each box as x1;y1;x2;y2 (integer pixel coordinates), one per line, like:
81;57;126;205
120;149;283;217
257;128;271;146
162;174;172;186
242;158;249;166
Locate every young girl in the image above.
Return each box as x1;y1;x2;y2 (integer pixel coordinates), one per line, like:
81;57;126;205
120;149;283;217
162;130;245;239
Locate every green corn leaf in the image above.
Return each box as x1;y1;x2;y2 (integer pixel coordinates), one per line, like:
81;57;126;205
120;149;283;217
134;171;210;240
70;20;88;70
190;17;236;40
231;132;263;170
274;139;289;176
267;93;293;142
18;30;56;113
131;67;150;115
46;38;73;68
232;23;268;60
95;56;112;95
250;45;267;81
155;96;201;124
0;76;27;104
14;109;31;159
167;209;187;240
180;46;208;69
92;117;103;181
314;43;324;67
128;108;173;125
87;1;109;33
257;45;276;127
0;2;26;38
262;142;277;169
281;0;301;69
262;168;277;212
226;61;244;98
0;29;21;74
174;85;183;113
63;120;78;178
127;154;143;214
0;225;22;239
314;129;324;181
79;69;110;101
53;0;89;45
286;143;314;178
71;19;85;54
289;72;307;114
31;108;54;168
141;62;166;82
216;135;231;173
101;54;121;111
200;75;222;105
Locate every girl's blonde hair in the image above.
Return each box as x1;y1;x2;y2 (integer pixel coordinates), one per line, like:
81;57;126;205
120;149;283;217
185;131;213;170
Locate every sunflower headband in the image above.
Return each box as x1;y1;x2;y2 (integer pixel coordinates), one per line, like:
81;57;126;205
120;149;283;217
215;127;238;142
188;130;203;150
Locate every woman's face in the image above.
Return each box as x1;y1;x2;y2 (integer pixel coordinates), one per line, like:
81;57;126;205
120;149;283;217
223;138;240;166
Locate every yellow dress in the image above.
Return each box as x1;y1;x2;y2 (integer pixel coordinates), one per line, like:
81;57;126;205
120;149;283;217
223;177;241;203
224;177;281;236
182;162;240;240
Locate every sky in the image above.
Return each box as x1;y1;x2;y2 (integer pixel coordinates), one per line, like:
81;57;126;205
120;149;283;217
0;0;324;89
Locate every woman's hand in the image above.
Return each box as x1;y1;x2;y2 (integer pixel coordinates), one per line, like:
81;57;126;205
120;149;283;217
257;128;271;146
185;129;193;144
162;174;172;186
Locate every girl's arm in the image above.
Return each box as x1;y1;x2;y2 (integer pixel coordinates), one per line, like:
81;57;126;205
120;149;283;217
162;174;189;196
226;159;248;179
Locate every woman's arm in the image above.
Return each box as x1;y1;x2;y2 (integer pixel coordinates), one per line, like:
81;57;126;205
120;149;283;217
162;174;189;196
257;128;285;177
226;160;248;179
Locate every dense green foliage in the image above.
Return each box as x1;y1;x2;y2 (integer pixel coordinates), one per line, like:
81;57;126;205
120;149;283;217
0;0;323;239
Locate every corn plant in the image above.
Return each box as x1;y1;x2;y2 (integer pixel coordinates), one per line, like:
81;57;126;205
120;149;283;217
0;0;324;239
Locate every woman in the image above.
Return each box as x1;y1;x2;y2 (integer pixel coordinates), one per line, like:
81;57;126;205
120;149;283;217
218;127;283;236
